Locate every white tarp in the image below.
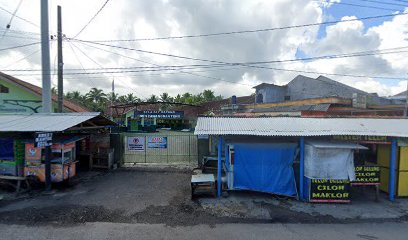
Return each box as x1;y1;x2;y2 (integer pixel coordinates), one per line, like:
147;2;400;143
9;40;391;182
304;144;356;181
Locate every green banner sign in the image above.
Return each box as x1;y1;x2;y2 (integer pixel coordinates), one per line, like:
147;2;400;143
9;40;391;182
352;166;380;186
309;179;351;203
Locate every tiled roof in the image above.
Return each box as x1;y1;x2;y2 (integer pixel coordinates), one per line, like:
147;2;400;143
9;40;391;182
0;72;89;112
394;90;407;97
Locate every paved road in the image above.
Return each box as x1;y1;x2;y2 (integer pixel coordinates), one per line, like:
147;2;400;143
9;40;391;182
0;222;406;240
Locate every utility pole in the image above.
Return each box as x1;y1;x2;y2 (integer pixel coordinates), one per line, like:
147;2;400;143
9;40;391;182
41;0;52;192
57;5;63;113
405;79;408;117
110;78;114;120
41;0;52;113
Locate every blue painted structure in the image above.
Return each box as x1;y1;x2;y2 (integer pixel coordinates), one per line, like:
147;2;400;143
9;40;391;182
389;138;397;201
217;136;223;197
299;137;305;201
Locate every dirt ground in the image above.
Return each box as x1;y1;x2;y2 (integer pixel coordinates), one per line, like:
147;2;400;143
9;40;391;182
0;167;407;227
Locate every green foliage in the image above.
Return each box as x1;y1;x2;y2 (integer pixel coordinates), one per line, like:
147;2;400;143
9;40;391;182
65;88;223;113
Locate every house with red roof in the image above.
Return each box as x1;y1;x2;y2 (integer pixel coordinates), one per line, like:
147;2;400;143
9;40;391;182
0;72;88;114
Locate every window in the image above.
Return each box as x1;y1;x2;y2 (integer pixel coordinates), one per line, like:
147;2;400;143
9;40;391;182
256;94;263;103
0;84;9;93
284;95;290;101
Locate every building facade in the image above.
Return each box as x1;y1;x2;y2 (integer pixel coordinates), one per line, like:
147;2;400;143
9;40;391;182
0;72;88;114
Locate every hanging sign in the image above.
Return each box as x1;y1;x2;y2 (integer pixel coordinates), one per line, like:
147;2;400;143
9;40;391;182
34;132;53;148
134;110;184;119
147;136;167;148
309;179;351;203
197;134;209;140
352;165;380;186
127;136;145;151
332;135;390;144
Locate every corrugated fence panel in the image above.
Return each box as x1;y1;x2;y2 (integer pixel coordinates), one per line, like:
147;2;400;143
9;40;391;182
122;131;197;165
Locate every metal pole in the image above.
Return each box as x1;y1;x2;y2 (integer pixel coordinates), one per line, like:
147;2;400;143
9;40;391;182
405;79;408;117
299;137;305;200
57;5;63;113
110;78;114;120
389;139;397;201
217;136;223;197
45;146;51;191
41;0;52;113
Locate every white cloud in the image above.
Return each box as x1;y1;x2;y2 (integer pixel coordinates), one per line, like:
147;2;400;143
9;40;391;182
0;0;407;99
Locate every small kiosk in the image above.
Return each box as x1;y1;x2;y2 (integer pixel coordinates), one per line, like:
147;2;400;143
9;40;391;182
303;140;368;203
24;138;79;183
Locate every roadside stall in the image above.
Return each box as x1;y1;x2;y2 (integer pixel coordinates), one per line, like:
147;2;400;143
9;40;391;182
302;140;367;203
0;113;116;191
24;137;79;183
225;143;298;197
0;138;24;176
194;117;408;202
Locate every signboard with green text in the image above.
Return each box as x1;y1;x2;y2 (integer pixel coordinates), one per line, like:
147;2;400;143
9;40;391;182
309;179;351;203
352;165;380;186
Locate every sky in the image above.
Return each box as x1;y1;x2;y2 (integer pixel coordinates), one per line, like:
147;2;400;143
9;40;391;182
1;0;408;99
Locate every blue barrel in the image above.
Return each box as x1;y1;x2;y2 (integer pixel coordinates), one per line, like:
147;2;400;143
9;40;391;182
231;95;237;105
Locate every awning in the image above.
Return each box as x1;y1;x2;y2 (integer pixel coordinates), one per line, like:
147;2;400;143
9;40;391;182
0;112;116;132
306;140;368;150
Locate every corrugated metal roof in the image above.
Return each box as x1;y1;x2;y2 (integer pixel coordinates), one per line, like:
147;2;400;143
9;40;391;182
194;117;408;137
252;104;331;113
0;112;106;132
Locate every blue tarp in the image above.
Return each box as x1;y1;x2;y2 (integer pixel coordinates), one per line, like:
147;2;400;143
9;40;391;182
0;138;14;160
233;143;298;197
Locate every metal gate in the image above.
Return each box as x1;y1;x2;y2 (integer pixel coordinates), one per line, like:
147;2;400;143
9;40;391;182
122;131;198;165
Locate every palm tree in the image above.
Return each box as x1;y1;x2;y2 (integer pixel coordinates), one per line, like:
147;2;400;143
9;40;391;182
160;92;173;103
85;88;107;103
66;91;84;102
124;93;139;103
107;92;119;103
51;87;57;95
203;89;216;102
174;94;182;103
147;94;158;102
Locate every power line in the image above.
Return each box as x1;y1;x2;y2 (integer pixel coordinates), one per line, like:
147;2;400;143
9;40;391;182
0;42;40;52
69;40;152;94
73;39;253;87
66;40;98;87
70;39;408;68
316;1;403;11
0;27;40;35
73;0;111;38
5;46;408;73
392;0;408;4
0;4;40;28
353;0;408;7
1;49;40;69
0;0;24;42
5;43;408;73
74;12;408;42
69;40;408;81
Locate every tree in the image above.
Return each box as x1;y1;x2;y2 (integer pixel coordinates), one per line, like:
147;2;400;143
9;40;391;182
147;94;158;102
65;91;84;102
174;94;182;103
51;87;57;95
124;93;139;103
85;88;107;103
160;92;173;102
107;92;119;103
202;89;216;102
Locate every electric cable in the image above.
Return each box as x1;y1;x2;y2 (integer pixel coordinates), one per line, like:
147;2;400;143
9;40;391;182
73;0;111;38
75;12;408;42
